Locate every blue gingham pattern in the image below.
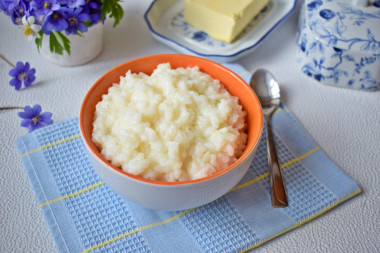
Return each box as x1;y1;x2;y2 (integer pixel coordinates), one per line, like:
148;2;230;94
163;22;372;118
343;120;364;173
16;64;360;253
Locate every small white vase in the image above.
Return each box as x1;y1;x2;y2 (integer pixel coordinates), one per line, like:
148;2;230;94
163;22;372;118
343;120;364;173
40;24;104;67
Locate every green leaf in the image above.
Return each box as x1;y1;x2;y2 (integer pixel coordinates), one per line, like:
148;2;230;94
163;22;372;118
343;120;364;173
83;20;92;28
111;4;124;27
35;31;44;52
49;32;64;55
56;31;71;55
101;0;124;27
76;30;84;38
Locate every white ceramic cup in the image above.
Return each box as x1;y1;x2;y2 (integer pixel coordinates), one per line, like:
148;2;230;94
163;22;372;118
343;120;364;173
40;24;104;67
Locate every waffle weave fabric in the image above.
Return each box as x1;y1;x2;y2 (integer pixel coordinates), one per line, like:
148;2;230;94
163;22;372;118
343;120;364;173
16;63;360;253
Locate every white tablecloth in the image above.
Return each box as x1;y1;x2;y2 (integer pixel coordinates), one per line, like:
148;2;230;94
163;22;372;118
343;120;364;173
1;1;379;252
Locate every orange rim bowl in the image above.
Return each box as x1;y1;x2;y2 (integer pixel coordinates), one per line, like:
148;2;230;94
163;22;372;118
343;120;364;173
79;54;263;186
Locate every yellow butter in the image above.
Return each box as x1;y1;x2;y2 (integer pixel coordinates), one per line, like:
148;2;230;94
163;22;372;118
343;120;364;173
184;0;269;43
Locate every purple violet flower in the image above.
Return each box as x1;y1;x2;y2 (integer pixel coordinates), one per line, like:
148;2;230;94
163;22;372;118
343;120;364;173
42;9;68;34
0;0;11;13
9;61;36;90
84;0;102;24
59;0;85;9
0;1;5;12
3;0;31;25
63;7;89;35
1;0;20;15
18;104;53;132
31;0;61;16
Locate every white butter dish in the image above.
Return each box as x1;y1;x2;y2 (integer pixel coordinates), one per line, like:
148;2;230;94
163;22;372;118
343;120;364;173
144;0;296;62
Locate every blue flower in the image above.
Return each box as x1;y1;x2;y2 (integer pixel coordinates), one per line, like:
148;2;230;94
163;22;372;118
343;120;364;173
42;9;68;34
86;0;102;24
59;0;85;8
63;7;89;35
0;0;12;13
0;0;6;12
8;61;36;90
192;31;208;42
319;9;335;20
2;0;31;25
31;0;61;16
18;104;53;132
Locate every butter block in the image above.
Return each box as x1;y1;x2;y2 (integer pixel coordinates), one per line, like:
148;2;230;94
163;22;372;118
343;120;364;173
184;0;269;43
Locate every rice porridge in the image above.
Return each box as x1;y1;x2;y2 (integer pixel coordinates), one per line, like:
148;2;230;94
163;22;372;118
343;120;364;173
92;63;247;182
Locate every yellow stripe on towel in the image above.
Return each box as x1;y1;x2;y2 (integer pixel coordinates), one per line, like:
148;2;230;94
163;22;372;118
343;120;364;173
21;133;82;157
40;181;105;207
239;188;362;252
81;208;196;253
280;147;319;168
81;146;319;252
239;71;251;78
230;147;319;192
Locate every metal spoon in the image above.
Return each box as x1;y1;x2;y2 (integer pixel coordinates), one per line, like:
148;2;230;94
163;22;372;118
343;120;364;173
250;69;288;207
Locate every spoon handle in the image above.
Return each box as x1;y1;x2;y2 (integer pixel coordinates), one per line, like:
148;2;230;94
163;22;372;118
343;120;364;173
265;115;288;207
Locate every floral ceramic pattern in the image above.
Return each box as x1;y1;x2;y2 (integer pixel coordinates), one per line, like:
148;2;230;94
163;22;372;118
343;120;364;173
296;0;380;91
170;2;272;49
171;13;227;48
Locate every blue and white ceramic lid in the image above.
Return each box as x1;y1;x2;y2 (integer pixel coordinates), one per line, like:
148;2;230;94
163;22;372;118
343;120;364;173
297;0;380;91
304;0;380;52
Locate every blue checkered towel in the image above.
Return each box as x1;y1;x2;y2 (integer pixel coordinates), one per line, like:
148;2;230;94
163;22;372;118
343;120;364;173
16;63;360;253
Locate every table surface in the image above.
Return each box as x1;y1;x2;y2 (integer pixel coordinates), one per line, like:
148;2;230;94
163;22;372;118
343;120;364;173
1;1;379;252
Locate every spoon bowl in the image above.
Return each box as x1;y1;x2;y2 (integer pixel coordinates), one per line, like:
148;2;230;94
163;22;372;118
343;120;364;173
250;69;288;207
251;69;281;113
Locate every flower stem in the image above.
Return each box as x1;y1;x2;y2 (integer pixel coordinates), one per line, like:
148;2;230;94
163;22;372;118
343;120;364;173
0;106;24;110
0;54;16;68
